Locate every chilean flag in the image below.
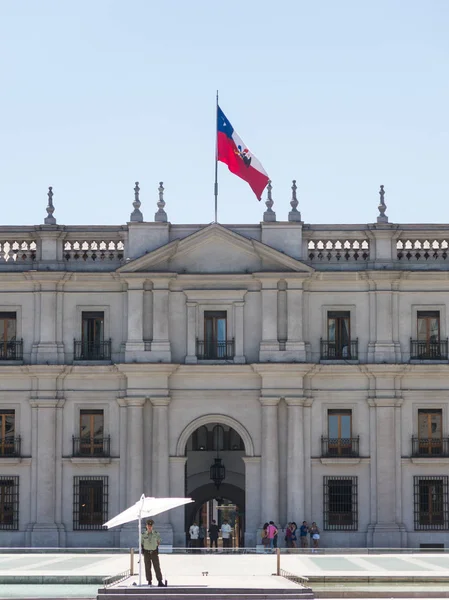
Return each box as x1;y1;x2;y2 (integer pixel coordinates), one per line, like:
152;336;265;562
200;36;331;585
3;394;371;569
217;106;269;200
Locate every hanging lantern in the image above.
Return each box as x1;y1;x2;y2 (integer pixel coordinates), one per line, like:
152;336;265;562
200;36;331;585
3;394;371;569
210;457;226;489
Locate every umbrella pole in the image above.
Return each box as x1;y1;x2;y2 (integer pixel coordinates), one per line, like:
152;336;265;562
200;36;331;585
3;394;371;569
138;515;142;586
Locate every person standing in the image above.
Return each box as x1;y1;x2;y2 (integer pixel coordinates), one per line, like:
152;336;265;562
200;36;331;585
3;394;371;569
290;522;298;549
267;521;278;551
208;519;219;550
198;523;206;548
221;519;232;550
299;521;309;549
140;519;164;587
309;521;320;551
189;521;199;551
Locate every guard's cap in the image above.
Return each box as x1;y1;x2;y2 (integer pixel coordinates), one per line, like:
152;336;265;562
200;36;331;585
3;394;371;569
146;519;154;526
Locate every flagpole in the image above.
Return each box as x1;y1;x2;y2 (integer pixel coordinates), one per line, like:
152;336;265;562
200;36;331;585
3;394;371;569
214;90;219;222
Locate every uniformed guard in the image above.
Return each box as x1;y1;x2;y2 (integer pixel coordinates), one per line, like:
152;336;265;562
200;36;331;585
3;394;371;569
141;519;165;586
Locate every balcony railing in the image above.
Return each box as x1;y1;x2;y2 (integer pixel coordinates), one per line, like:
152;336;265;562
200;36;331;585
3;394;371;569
72;436;111;458
320;339;358;360
410;339;448;360
0;436;21;457
0;340;23;361
321;436;360;458
412;436;449;457
73;339;111;361
196;339;235;360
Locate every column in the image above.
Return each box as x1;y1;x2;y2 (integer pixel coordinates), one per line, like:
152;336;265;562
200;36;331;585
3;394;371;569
125;279;145;353
370;397;405;547
126;397;145;505
260;397;279;523
370;274;397;363
169;456;187;546
185;302;198;364
285;397;305;521
143;282;153;345
234;301;245;363
303;399;313;522
285;281;306;360
151;397;173;543
31;275;65;364
151;279;171;360
29;399;61;546
259;279;279;360
242;456;261;547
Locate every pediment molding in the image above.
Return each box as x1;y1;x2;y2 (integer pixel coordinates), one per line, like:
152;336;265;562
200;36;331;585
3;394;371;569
117;223;314;274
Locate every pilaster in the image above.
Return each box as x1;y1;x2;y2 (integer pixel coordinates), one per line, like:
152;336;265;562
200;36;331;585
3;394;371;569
150;279;172;361
259;278;279;360
260;397;280;524
285;279;307;360
285;397;305;521
233;301;245;363
169;456;187;546
185;302;198;364
242;456;261;546
124;278;146;358
151;396;172;543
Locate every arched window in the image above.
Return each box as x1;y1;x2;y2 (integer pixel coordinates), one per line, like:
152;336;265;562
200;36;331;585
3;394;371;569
192;425;208;451
212;425;225;451
229;427;244;451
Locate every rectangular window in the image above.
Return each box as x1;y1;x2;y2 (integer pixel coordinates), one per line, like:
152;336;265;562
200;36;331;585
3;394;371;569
0;312;17;360
327;410;353;456
0;476;19;530
77;312;109;360
324;476;358;530
73;476;108;530
79;410;104;456
0;410;15;456
203;311;228;359
418;409;443;455
327;311;351;358
417;311;440;343
414;476;449;530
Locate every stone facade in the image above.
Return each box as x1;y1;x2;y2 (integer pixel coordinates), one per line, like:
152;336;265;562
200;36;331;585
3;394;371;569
1;194;449;549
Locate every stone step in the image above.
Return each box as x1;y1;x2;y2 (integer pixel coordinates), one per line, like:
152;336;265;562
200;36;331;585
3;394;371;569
98;595;314;600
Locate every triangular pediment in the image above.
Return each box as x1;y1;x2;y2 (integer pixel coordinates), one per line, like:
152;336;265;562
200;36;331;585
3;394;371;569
117;223;314;274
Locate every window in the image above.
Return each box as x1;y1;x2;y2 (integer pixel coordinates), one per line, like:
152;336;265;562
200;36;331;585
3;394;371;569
0;312;20;360
0;410;16;456
196;311;234;359
73;476;108;530
212;425;225;451
0;476;19;530
418;409;443;455
327;410;353;456
321;311;357;359
74;312;110;360
78;410;105;456
192;425;208;451
324;476;358;530
414;476;449;530
412;311;447;359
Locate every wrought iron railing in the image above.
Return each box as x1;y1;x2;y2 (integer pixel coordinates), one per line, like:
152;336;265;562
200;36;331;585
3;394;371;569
321;436;360;457
412;436;449;457
72;436;111;457
0;340;23;361
196;339;235;360
0;437;21;457
410;339;448;360
73;339;111;361
320;339;358;360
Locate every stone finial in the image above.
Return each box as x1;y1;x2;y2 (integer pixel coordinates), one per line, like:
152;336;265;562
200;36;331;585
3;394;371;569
130;181;144;222
155;181;167;222
44;186;56;225
377;184;388;223
263;180;276;222
288;179;302;222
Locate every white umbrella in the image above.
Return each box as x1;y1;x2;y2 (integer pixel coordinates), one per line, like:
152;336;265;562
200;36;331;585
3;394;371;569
104;494;193;586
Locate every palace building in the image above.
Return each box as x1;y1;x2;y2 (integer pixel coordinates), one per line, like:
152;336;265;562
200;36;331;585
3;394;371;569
0;182;449;549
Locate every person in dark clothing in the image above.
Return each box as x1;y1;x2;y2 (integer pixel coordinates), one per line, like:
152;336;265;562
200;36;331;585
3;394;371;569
208;519;219;550
140;519;165;587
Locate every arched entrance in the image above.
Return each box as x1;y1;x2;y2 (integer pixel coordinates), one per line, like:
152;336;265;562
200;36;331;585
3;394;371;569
176;415;254;548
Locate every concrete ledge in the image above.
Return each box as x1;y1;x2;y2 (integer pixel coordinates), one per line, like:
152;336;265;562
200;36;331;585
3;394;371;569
0;575;105;584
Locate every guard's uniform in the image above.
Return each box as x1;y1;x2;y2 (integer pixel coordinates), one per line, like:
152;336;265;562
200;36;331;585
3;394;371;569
141;529;163;585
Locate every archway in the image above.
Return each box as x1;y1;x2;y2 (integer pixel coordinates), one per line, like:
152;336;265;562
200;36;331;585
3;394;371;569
177;416;253;548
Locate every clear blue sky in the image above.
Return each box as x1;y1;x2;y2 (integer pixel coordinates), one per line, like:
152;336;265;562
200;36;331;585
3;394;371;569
1;0;448;226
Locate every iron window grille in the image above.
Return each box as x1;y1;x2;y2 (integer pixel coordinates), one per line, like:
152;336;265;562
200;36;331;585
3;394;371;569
0;475;19;530
320;339;358;360
321;436;359;457
414;476;449;530
73;476;108;530
410;339;448;360
0;340;23;361
324;476;358;531
412;436;449;457
73;339;111;361
196;339;235;360
72;436;110;457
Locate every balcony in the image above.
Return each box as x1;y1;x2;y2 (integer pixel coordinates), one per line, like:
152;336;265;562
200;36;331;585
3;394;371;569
412;436;449;457
410;339;448;360
196;339;235;360
0;437;21;457
320;339;358;360
73;339;111;361
0;340;23;361
72;436;111;458
321;436;360;458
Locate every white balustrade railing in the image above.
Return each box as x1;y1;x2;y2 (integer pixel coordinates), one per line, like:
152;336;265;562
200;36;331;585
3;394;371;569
63;240;125;262
0;240;37;263
307;238;370;262
397;239;449;261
